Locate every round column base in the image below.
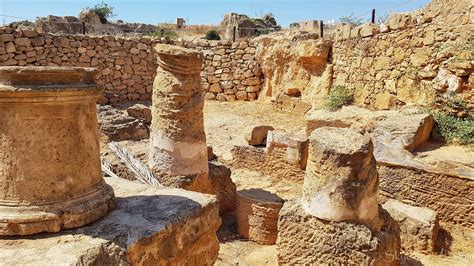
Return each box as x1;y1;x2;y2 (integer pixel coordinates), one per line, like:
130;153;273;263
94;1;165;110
0;184;115;236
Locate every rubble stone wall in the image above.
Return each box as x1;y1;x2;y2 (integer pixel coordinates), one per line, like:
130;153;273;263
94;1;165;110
0;27;262;104
331;0;473;110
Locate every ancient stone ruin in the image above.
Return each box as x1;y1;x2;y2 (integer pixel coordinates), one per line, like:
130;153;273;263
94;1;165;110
0;66;115;235
0;0;472;264
149;44;211;193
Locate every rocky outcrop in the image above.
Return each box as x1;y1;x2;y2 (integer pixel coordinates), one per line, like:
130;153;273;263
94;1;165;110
0;176;221;265
255;31;332;108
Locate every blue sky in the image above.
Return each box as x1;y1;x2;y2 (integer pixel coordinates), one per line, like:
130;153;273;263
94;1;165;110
1;0;431;26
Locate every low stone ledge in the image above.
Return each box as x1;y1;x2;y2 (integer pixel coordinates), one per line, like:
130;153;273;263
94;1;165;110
0;176;221;265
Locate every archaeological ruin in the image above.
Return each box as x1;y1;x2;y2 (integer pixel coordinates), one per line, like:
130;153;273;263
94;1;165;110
0;0;473;265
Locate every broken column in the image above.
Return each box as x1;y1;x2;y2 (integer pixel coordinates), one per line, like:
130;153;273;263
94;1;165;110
0;66;114;236
277;127;400;265
149;44;211;193
301;127;380;229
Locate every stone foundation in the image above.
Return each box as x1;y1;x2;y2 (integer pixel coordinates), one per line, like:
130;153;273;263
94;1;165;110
231;145;305;182
0;176;221;265
277;200;401;265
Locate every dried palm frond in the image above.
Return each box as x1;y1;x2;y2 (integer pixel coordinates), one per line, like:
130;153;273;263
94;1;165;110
108;142;163;187
101;157;121;180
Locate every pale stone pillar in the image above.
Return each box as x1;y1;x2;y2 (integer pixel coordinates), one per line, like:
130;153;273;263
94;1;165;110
149;44;210;192
0;66;114;236
301;127;380;229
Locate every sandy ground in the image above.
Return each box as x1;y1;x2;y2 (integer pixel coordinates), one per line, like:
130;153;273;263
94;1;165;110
110;101;474;265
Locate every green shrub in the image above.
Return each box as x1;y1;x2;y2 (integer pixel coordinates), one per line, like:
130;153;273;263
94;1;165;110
146;28;178;40
432;111;473;146
204;30;221;40
85;1;116;23
324;85;354;111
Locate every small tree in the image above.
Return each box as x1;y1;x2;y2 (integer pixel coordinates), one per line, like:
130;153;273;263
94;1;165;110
339;13;364;26
85;1;116;23
205;30;221;40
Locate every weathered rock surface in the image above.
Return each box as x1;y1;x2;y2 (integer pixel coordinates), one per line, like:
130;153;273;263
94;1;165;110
208;162;237;214
383;199;439;254
232;131;308;183
277;200;400;265
0;27;261;103
0;176;221;265
149;44;212;194
98;105;149;141
274;93;312;114
331;0;473;111
306;106;474;227
236;189;284;245
247;125;274;146
255;31;332;107
0;66;114;236
220;13;257;40
302;127;380;230
126;103;152;123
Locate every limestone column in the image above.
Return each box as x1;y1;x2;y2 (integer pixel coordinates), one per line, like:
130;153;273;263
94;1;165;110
0;66;115;236
301;127;380;229
149;44;210;193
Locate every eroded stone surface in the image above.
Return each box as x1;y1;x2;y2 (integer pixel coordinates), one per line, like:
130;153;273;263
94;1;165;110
277;200;400;265
0;66;114;236
149;44;212;193
208;162;237;214
383;199;439;254
247;125;274;146
236;189;284;245
0;176;221;265
306;106;474;227
302;127;380;230
98;105;150;142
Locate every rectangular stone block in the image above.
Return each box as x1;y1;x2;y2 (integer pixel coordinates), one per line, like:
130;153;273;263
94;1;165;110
0;176;221;265
383;199;439;254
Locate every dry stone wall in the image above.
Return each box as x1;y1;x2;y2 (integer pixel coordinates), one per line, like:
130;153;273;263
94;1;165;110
0;27;262;103
332;0;473;110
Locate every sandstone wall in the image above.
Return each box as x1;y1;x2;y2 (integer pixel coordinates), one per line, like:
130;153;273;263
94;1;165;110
332;0;473;110
0;27;262;104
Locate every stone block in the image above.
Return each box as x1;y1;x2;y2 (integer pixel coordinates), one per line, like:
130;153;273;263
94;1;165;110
247;125;274;146
236;189;284;245
127;103;152;123
302;127;380;230
383;199;439;254
277;200;400;265
208;162;236;214
0;176;221;265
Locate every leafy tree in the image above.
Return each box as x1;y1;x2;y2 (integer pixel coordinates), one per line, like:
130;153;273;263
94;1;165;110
84;1;116;23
